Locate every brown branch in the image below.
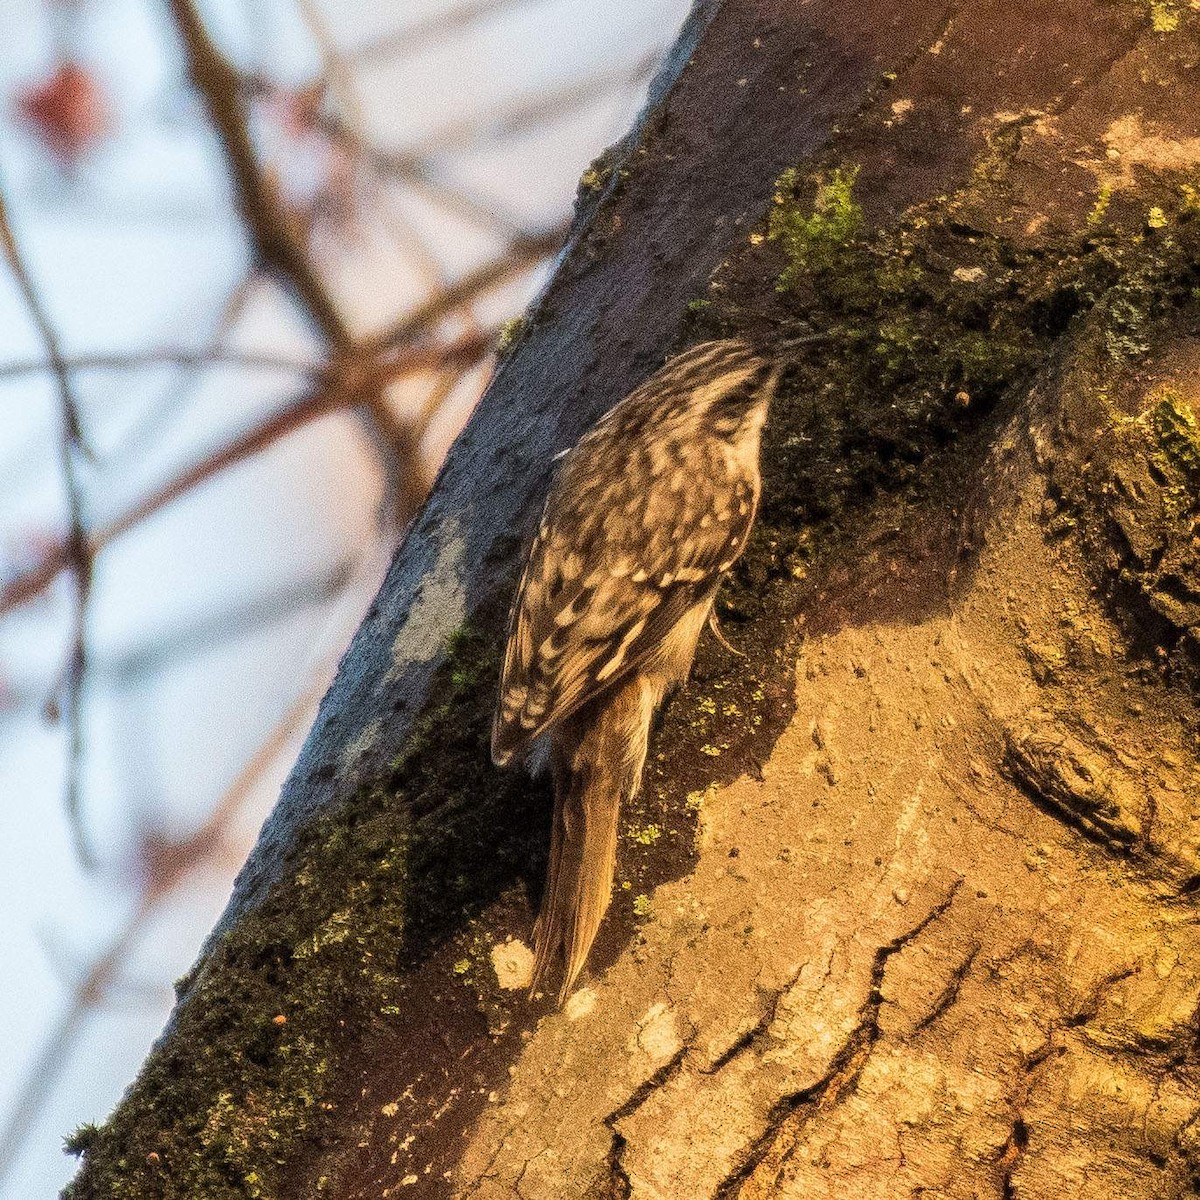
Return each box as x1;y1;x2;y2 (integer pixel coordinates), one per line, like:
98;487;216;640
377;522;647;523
0;643;346;1187
168;0;353;349
0;185;97;865
391;162;529;240
0;190;89;453
110;270;262;463
364;225;566;354
0;901;149;1184
0;332;494;619
0;280;272;505
168;0;545;526
368;51;661;168
0;347;321;384
291;85;529;241
348;0;550;68
293;0;453;305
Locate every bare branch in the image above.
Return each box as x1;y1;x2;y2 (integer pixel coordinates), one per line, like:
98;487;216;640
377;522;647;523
0;185;97;866
168;0;353;349
368;52;661;168
109;270;262;463
365;224;565;354
0;187;89;453
0;902;149;1186
166;0;547;535
0;639;347;1188
0;347;321;384
293;0;450;293
348;0;550;68
99;559;355;685
0;332;494;619
290;89;531;241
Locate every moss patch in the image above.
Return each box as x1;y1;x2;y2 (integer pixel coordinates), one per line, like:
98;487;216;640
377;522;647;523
692;157;1200;616
1068;383;1200;682
496;316;527;357
768;165;864;287
1148;390;1200;483
67;625;547;1199
1149;0;1184;33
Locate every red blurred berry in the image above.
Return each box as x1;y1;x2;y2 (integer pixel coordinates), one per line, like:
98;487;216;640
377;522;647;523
17;61;111;162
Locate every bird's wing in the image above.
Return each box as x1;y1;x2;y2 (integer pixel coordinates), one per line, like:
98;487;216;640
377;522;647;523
491;458;754;764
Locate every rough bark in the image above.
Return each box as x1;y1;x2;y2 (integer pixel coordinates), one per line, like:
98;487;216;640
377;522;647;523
68;1;1200;1198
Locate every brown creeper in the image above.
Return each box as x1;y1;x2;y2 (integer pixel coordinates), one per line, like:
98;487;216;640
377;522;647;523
492;339;781;1001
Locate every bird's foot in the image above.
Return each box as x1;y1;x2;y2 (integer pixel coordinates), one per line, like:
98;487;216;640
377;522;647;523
707;609;746;657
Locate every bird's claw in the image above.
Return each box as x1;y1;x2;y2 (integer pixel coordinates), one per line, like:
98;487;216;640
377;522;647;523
707;609;746;657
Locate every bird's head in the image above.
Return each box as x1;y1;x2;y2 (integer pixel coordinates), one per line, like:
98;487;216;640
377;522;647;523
648;339;776;436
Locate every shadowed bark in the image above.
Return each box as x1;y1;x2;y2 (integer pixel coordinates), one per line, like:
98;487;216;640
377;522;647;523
68;1;1200;1197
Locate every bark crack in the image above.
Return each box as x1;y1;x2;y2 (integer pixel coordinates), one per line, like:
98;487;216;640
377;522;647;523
701;961;811;1076
712;880;965;1199
600;1045;691;1199
912;941;981;1034
992;963;1139;1198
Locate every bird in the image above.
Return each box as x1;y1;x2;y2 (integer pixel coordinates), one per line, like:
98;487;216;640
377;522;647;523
491;338;783;1001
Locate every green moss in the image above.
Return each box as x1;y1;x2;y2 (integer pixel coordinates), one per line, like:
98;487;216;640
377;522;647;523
632;894;653;918
710;160;1200;608
63;1125;103;1157
1088;184;1114;229
496;316;527;356
1147;390;1200;480
447;622;486;690
68;622;542;1200
575;146;621;203
627;823;663;846
1150;0;1182;31
768;165;863;288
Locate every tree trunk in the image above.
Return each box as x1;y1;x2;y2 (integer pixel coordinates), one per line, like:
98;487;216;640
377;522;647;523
68;1;1200;1197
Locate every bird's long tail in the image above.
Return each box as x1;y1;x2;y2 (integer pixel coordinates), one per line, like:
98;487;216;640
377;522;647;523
531;676;655;1003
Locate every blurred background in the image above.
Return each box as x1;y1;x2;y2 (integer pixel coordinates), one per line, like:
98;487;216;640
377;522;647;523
0;0;689;1193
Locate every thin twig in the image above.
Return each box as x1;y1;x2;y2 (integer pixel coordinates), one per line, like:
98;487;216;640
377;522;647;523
0;185;97;866
393;161;529;240
367;52;661;168
110;270;262;463
365;225;564;354
100;557;355;684
169;0;520;529
291;0;489;525
0;901;149;1185
0;643;348;1188
0;347;320;384
293;0;448;293
169;0;353;349
349;0;550;67
0;332;494;619
0;506;402;1186
0;188;89;453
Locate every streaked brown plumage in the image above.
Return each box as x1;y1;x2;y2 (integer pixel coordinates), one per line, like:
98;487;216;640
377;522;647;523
492;339;781;1000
